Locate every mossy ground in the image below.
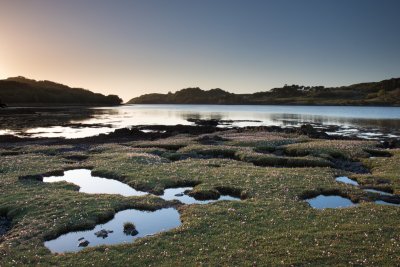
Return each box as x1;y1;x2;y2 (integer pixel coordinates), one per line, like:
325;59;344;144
0;130;399;266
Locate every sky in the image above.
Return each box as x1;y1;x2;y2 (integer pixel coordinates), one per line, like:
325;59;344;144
1;0;400;101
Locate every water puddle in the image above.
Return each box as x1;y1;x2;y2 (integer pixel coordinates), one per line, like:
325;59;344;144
160;187;240;204
305;195;357;209
43;169;241;204
45;208;181;253
335;176;359;186
364;189;394;196
335;175;397;196
43;169;148;197
374;200;400;207
43;170;242;253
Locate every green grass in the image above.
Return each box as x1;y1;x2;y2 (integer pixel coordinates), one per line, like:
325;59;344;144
1;132;399;266
352;149;400;194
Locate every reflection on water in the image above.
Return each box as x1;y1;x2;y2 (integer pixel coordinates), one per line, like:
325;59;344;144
335;176;359;186
374;200;400;207
43;169;148;197
364;189;394;196
306;195;357;209
161;187;240;204
1;104;400;138
44;208;181;253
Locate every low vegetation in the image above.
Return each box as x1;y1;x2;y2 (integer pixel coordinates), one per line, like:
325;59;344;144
1;129;399;266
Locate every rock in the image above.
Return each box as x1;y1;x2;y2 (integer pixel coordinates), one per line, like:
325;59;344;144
78;240;89;247
187;119;220;126
331;159;370;174
125;229;139;236
297;124;329;139
174;193;184;197
123;222;139;236
381;138;400;148
94;229;109;238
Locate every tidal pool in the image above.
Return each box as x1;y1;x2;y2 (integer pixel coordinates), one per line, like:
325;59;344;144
161;187;241;204
43;169;241;204
306;195;357;209
43;170;243;253
45;208;181;253
335;176;359;186
43;169;148;197
364;189;394;196
374;200;400;207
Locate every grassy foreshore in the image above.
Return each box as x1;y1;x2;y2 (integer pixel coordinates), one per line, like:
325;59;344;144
1;126;399;266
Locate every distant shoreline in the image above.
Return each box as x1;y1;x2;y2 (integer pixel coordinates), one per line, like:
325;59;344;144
128;77;400;106
124;103;400;107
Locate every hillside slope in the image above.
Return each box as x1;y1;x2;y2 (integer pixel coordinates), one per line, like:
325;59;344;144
128;78;400;106
0;77;122;106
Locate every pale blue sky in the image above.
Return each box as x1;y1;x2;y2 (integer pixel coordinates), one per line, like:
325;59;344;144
0;0;399;100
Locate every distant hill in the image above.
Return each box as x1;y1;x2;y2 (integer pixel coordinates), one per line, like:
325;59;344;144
0;77;122;106
128;78;400;106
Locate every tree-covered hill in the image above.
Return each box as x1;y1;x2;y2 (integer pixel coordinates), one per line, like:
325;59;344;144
128;77;400;106
0;77;122;106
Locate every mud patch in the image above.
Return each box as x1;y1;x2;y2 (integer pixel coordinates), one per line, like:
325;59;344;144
364;149;392;158
63;154;89;161
0;216;11;238
331;158;370;174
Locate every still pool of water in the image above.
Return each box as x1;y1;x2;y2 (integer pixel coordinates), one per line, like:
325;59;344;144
42;170;243;253
335;176;359;186
2;104;400;138
44;208;181;253
43;169;148;197
43;169;241;204
306;195;357;209
364;189;394;196
161;187;241;204
374;200;400;207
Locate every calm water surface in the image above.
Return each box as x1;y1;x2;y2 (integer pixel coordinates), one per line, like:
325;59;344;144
43;169;148;197
43;169;240;204
161;187;240;204
306;195;357;209
45;208;181;253
1;104;400;138
43;169;242;253
335;176;359;186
